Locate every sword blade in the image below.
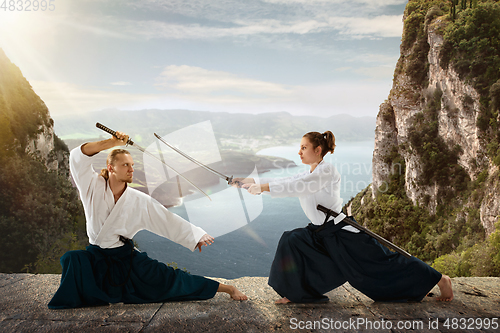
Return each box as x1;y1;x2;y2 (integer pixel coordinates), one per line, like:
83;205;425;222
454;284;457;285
154;132;234;183
134;144;212;201
96;123;211;201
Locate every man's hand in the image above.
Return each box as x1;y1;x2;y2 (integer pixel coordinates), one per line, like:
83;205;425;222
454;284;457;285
81;130;130;156
112;131;130;147
196;233;215;252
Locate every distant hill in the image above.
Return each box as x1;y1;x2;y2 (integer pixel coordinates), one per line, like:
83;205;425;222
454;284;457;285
53;109;375;151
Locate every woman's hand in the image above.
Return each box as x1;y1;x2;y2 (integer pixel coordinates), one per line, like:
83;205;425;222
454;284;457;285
196;233;215;252
244;183;262;195
229;177;255;187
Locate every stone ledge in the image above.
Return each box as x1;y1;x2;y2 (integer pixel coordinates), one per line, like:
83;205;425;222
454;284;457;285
1;274;499;332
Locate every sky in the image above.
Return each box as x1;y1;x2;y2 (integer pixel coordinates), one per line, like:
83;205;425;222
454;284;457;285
0;0;407;118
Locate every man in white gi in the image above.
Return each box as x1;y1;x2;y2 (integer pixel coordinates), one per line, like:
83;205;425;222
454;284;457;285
48;131;246;309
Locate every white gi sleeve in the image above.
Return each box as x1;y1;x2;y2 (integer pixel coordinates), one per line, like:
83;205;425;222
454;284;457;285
141;195;208;252
69;144;100;200
258;173;307;194
268;165;338;198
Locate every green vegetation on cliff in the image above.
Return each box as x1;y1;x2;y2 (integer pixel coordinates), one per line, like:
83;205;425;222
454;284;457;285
439;1;500;164
0;50;52;151
348;150;485;264
350;0;500;277
0;49;87;273
407;88;470;202
0;154;87;273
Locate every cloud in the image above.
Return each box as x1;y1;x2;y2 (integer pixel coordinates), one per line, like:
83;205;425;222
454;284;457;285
56;0;403;42
2;0;401;120
122;19;324;40
57;17;131;39
30;63;392;118
129;0;406;20
349;52;400;65
336;67;353;72
262;0;406;6
110;81;132;86
29;81;158;116
116;14;402;41
331;15;403;38
282;81;392;115
353;66;395;80
155;65;293;100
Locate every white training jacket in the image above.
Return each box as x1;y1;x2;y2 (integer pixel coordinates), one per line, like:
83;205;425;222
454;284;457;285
259;161;358;233
70;145;207;250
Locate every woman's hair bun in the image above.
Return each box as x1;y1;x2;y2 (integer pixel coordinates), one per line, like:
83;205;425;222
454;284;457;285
303;131;336;157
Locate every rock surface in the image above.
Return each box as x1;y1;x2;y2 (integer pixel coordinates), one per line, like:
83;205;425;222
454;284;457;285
1;274;499;332
371;15;500;234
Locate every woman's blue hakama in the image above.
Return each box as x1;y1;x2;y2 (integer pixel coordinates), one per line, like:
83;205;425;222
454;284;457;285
268;219;441;303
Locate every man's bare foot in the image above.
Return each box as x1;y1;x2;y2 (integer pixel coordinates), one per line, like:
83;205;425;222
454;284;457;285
218;284;248;301
275;297;292;304
229;286;248;301
436;275;454;301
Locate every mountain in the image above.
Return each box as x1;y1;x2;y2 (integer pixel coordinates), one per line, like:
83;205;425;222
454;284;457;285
53;109;376;150
348;0;500;277
0;50;69;172
0;49;86;273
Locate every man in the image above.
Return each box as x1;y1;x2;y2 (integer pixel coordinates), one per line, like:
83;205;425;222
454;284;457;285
48;131;246;309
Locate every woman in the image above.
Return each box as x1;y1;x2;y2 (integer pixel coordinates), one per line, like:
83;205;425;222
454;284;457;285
234;131;453;304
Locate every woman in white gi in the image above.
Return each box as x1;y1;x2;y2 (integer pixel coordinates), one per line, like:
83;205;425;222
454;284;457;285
234;131;453;304
48;131;246;309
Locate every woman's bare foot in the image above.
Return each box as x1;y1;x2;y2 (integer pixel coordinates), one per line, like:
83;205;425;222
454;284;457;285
217;284;248;301
436;275;454;301
275;297;292;304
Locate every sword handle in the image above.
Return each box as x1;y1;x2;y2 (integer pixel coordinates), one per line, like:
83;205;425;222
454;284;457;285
96;123;134;146
228;176;262;195
317;204;333;215
227;176;244;188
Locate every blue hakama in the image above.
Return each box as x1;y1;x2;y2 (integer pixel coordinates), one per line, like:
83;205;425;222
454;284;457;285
48;242;219;309
268;219;441;303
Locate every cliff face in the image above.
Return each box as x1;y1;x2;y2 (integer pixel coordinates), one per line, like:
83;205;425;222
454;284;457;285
0;48;68;174
24;124;69;173
372;5;500;236
0;49;83;274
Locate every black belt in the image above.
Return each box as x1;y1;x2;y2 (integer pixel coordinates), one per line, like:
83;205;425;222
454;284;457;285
312;207;352;233
310;219;349;234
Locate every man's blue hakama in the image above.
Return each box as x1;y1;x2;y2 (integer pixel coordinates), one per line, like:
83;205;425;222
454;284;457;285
49;242;219;309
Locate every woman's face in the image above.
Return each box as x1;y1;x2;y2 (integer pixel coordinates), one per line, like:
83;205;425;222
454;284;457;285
298;137;321;165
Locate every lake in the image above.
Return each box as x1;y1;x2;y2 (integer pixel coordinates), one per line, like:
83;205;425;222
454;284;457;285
133;140;374;279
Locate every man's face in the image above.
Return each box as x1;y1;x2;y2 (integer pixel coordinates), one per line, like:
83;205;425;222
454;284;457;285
109;153;134;183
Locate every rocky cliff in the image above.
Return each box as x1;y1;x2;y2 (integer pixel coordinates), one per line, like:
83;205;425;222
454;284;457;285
348;1;500;277
0;49;84;273
0;48;68;174
372;1;500;237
